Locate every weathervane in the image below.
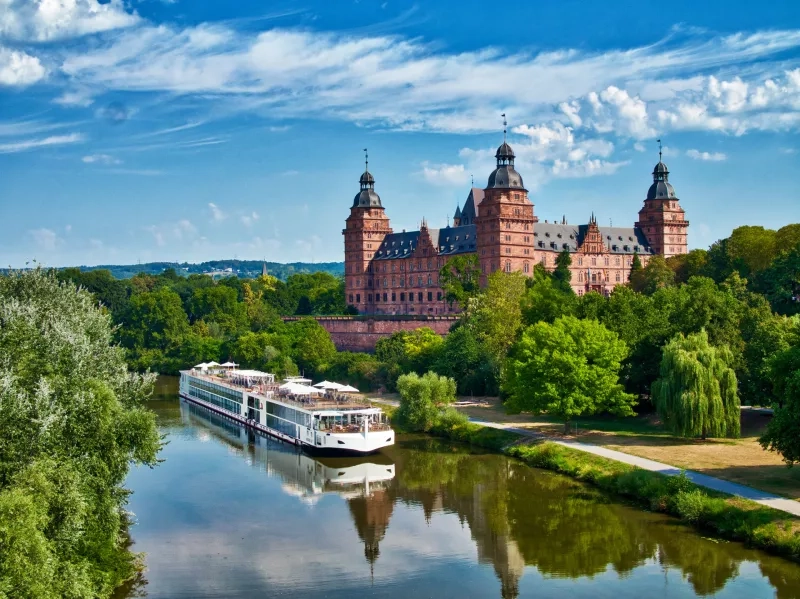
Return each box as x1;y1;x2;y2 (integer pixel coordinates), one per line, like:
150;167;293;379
471;174;474;187
657;139;662;162
502;113;507;142
363;148;368;171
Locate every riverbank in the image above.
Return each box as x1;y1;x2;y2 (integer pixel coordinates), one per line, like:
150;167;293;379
388;408;800;564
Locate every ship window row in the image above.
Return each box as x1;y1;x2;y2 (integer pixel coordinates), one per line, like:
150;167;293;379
190;378;243;404
266;414;298;438
267;401;312;428
189;387;242;414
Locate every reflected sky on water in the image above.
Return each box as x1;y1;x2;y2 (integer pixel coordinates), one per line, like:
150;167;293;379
120;390;800;599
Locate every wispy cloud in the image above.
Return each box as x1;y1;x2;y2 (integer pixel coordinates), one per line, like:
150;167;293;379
208;202;225;222
53;24;800;136
82;153;122;165
686;149;727;161
240;211;260;227
0;133;84;154
29;228;60;250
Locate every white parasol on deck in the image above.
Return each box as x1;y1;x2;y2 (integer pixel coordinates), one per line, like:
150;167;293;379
338;385;360;393
280;382;322;395
220;361;238;368
194;362;209;369
314;381;345;390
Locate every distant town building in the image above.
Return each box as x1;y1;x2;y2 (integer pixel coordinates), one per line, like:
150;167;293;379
343;138;689;315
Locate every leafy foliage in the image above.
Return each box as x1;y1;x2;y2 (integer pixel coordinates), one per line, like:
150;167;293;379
438;254;481;307
0;269;161;598
759;343;800;464
396;371;457;432
503;316;635;428
652;330;740;439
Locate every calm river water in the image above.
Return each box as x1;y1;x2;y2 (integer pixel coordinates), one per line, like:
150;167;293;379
118;381;800;599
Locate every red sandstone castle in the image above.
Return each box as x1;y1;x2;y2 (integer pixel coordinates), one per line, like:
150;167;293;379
344;139;689;315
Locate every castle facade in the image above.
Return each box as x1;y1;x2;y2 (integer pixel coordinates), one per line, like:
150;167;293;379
343;140;689;315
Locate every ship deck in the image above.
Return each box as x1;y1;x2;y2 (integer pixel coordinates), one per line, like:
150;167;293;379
185;371;382;415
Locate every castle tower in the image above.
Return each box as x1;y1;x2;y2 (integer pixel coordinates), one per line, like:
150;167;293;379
474;124;537;281
636;147;689;258
343;151;392;314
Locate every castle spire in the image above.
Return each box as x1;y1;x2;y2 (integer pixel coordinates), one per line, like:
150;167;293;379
657;138;662;162
502;113;507;143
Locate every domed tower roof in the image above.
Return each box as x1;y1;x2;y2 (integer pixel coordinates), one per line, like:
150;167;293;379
487;140;525;190
353;149;382;208
646;161;677;200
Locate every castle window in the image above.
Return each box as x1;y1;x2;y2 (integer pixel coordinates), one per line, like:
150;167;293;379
616;272;621;282
506;248;511;254
591;257;596;266
418;292;423;301
437;291;442;301
382;264;386;272
400;292;406;301
428;292;433;301
505;261;512;273
427;259;432;269
408;293;413;303
349;294;354;303
579;272;583;282
541;255;547;265
578;257;583;266
427;275;432;285
368;279;372;287
392;277;396;286
383;293;387;302
400;278;404;287
392;293;396;302
616;257;620;265
383;278;388;287
605;257;609;266
368;294;373;302
356;294;360;303
523;262;530;274
418;276;423;286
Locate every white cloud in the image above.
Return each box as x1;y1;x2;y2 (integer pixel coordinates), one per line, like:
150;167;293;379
0;133;84;154
686;149;727;161
208;202;225;222
0;46;46;86
633;142;646;152
29;228;59;250
82;153;122;165
240;211;260;227
53;89;94;107
144;225;165;247
0;0;140;42
173;219;196;240
54;25;800;134
419;162;470;187
551;158;630;178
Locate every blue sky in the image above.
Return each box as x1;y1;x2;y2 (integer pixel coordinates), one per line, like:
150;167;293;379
1;0;799;268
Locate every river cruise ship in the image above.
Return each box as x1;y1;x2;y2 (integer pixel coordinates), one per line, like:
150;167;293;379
179;366;395;454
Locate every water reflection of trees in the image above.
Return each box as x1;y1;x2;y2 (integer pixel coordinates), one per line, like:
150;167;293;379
385;439;800;599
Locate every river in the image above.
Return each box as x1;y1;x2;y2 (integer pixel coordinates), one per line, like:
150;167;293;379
117;380;800;598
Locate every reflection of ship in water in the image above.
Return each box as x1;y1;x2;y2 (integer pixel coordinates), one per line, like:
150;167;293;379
182;401;395;570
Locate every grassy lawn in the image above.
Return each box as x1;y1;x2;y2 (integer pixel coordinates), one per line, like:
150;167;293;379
453;398;800;501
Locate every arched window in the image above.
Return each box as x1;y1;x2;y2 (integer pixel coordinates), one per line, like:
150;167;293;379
578;272;583;282
577;257;583;266
427;275;432;285
523;262;530;274
383;277;388;287
505;261;512;273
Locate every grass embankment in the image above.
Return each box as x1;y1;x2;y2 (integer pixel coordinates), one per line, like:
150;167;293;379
386;405;800;563
457;399;800;500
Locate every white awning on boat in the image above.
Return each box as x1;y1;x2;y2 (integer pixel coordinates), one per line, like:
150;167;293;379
194;362;209;369
314;411;344;417
220;361;238;368
338;385;360;393
284;376;313;384
206;361;221;367
234;369;273;378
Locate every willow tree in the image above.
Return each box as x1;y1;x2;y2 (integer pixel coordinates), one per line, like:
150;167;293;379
652;330;740;439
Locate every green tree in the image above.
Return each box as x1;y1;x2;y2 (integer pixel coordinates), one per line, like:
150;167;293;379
652;330;740;439
469;271;527;376
120;288;190;372
503;316;635;432
753;244;800;316
521;271;576;325
0;269;160;598
439;254;481;307
628;251;642;281
630;255;675;294
776;223;800;252
553;249;573;290
759;346;800;464
725;225;778;277
396;371;457;432
286;317;337;377
667;249;709;284
432;324;497;396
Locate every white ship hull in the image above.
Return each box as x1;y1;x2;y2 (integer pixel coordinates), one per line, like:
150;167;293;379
180;371;394;455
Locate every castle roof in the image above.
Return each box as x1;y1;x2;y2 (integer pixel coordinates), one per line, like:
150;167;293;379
459;188;484;225
533;222;654;254
646;160;677;200
371;224;477;260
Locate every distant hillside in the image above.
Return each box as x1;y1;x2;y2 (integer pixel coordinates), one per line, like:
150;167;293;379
73;260;344;281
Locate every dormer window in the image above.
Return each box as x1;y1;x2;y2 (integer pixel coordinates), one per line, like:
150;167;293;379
545;232;550;237
618;236;623;241
557;233;562;238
